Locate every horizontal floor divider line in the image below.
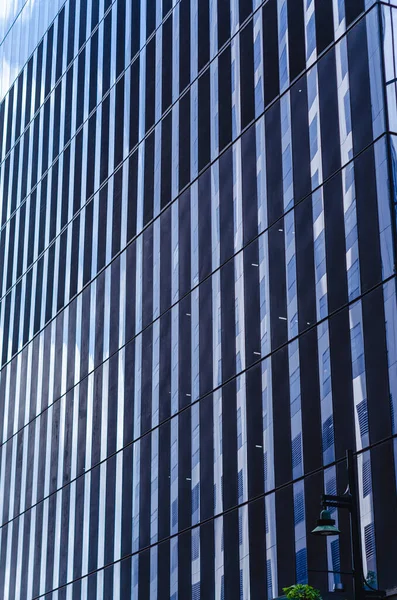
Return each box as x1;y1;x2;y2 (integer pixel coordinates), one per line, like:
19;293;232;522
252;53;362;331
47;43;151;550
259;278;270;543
0;118;389;372
0;0;258;183
0;271;395;537
0;128;393;445
0;0;376;243
0;0;32;51
30;429;397;600
0;0;179;160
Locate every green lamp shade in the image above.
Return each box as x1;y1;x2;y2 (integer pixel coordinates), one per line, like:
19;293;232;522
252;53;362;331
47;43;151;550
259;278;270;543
311;509;341;536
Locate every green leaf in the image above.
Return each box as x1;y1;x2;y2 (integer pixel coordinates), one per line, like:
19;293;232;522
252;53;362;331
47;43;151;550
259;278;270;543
282;584;322;600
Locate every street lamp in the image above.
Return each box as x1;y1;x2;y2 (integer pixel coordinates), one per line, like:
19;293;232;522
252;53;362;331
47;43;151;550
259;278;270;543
310;450;385;600
312;508;341;536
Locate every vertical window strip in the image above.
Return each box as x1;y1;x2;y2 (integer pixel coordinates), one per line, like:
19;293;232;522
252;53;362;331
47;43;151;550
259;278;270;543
6;286;16;363
131;554;139;597
150;545;158;600
134;333;143;440
42;169;52;289
312;187;326;321
332;0;345;35
237;373;248;503
231;35;241;141
66;479;77;593
51;419;64;591
117;343;125;449
13;510;25;600
335;37;351;166
365;8;385;139
191;404;200;525
77;156;87;298
239;504;250;599
296;545;308;584
259;235;271;359
210;58;219;161
285;213;298;338
152;320;160;429
265;493;278;600
233;139;243;253
278;0;289;92
18;396;30;517
230;0;239;35
192;532;201;598
0;373;10;512
171;304;179;415
211;161;220;271
0;286;9;365
51;212;61;322
190;79;199;179
132;439;141;555
150;410;159;541
9;79;18;176
293;480;308;584
382;281;397;489
281;93;293;210
256;118;267;231
253;13;264;118
170;417;179;537
191;287;200;401
305;0;317;67
172;5;180;105
153;126;161;221
213;271;222;388
308;66;323;186
373;140;394;280
2;520;14;598
349;302;377;577
210;0;218;59
289;340;304;480
235;251;246;374
318;275;336;486
97;460;108;582
214;389;223;516
324;466;341;589
82;376;94;577
262;359;274;491
215;516;225;600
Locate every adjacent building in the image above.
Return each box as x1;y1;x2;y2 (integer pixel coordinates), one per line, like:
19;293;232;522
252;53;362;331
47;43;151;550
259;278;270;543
0;0;397;598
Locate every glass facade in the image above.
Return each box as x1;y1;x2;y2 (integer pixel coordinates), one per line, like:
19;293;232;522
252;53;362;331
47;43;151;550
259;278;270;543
0;0;397;598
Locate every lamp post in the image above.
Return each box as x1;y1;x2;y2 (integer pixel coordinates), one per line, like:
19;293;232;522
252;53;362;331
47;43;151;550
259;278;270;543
311;449;385;600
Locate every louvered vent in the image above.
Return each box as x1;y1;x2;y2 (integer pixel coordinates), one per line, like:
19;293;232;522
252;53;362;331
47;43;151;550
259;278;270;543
322;416;334;451
292;434;302;470
362;459;372;498
356;399;369;438
364;522;376;561
296;548;308;584
294;490;305;526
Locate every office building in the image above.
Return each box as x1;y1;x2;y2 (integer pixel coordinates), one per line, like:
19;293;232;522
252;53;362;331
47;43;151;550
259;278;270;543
0;0;397;598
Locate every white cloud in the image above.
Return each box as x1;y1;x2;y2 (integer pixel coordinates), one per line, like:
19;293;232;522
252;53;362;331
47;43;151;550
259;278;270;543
0;55;22;101
0;1;13;22
0;56;12;99
0;0;41;100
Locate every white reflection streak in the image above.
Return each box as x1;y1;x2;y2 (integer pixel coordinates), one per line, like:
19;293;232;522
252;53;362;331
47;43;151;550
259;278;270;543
0;0;55;102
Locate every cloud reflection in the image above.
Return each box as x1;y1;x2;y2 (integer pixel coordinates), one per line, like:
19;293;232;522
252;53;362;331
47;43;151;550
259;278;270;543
0;0;62;101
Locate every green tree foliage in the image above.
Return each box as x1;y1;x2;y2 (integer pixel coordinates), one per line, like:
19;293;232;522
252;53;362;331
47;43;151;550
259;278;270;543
283;584;323;600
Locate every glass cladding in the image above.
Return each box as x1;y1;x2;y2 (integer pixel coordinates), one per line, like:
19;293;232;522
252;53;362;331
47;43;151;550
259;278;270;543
0;0;396;598
0;0;66;99
383;4;397;134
